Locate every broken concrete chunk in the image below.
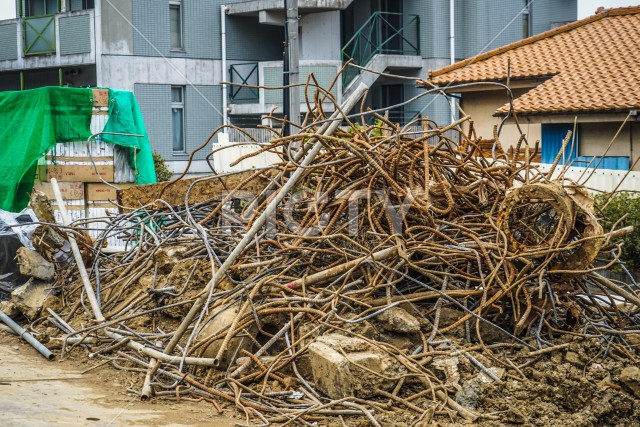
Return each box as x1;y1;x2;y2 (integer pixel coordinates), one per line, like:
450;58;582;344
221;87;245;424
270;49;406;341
620;366;640;398
307;333;405;399
455;367;505;409
375;306;421;334
196;302;257;370
16;247;55;281
11;278;56;320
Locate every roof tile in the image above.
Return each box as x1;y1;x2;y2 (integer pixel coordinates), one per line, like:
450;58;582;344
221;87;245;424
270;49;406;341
424;7;640;115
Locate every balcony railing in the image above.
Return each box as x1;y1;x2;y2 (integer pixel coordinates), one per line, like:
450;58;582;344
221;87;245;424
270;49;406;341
341;12;420;89
229;62;259;103
24;15;56;55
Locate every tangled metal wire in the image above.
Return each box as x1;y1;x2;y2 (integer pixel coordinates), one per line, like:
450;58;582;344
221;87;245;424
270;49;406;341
37;81;640;425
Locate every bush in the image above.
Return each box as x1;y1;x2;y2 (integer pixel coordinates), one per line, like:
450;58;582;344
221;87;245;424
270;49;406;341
153;152;173;182
594;192;640;271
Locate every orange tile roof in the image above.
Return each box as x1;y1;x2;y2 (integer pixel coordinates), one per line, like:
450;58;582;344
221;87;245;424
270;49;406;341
423;6;640;116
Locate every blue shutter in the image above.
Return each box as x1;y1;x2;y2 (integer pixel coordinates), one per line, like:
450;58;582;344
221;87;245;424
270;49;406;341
541;123;578;164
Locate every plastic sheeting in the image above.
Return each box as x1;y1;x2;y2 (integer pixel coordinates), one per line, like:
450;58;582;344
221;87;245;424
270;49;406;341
0;87;93;212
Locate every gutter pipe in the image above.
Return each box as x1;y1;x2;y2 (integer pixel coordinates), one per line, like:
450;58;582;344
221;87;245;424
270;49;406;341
221;4;229;127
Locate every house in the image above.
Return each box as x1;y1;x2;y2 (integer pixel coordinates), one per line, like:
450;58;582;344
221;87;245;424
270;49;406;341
0;0;575;171
423;6;640;171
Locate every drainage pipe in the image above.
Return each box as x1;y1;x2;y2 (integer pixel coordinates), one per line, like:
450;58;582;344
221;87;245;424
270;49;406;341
221;4;229;126
0;310;54;360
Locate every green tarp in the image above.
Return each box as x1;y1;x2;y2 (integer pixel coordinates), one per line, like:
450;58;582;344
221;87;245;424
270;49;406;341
102;88;156;185
0;86;157;212
0;87;93;212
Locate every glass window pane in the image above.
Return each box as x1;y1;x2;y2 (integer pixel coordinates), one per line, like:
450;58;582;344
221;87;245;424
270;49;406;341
46;0;58;14
170;5;182;49
171;87;182;103
172;108;184;151
28;0;45;16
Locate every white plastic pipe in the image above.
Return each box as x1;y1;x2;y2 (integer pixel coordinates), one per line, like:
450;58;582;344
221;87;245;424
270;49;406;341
50;178;105;322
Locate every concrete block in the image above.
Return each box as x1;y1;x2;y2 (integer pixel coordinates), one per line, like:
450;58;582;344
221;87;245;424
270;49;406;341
375;306;421;334
16;247;55;282
11;279;56;320
307;334;405;399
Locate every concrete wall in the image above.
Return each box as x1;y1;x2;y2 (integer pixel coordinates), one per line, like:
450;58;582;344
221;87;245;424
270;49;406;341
579;122;640;170
101;0;132;55
300;11;340;61
460;89;542;148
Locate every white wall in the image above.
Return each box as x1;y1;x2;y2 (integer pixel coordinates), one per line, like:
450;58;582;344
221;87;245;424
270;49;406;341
300;11;341;61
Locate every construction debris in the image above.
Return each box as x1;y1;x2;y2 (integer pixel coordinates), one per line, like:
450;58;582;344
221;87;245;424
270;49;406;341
4;91;640;425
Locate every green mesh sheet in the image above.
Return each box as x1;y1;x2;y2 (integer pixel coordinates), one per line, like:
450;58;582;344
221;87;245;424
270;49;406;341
102;88;157;185
0;87;93;212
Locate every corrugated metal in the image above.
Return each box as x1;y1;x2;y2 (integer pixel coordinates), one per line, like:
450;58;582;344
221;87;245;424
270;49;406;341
0;23;18;61
541;123;577;165
59;14;92;55
536;163;640;193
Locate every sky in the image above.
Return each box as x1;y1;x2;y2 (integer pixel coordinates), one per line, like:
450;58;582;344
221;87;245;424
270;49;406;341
0;1;638;26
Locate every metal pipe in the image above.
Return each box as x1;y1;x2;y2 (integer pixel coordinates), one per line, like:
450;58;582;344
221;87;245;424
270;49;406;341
51;178;105;322
0;310;54;360
161;83;370;359
220;4;229;127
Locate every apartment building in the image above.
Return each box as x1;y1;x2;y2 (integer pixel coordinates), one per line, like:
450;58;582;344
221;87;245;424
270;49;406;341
0;0;576;171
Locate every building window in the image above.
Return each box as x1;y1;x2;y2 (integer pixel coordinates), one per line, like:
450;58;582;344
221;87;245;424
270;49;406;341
69;0;95;12
172;86;185;153
25;0;58;17
522;1;531;38
169;2;183;50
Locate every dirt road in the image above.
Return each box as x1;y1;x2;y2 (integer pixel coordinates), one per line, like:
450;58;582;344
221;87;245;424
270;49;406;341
0;332;237;427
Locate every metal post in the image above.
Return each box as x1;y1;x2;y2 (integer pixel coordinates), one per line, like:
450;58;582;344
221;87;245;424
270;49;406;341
286;0;300;135
20;71;24;90
58;67;62;86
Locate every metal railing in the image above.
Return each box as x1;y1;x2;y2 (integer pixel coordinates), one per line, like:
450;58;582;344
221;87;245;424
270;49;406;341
341;12;420;89
24;15;56;55
229;62;259;103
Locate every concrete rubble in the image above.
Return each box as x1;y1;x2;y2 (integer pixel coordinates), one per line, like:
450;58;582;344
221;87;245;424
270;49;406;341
1;104;639;426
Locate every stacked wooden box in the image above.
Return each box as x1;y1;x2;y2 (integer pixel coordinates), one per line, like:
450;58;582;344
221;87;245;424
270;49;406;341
33;89;136;247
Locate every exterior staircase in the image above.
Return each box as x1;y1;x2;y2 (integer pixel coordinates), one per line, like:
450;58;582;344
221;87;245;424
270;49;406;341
341;12;422;98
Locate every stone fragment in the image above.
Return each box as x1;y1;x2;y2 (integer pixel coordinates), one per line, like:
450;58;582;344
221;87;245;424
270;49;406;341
10;279;56;320
307;333;405;399
620;366;640;398
16;247;55;281
455;367;505;409
0;300;19;318
375;306;421;334
564;351;584;368
196;302;257;370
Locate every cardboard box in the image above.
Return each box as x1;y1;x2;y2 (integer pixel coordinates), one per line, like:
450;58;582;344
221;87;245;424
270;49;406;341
86;183;135;202
32;182;84;200
44;164;114;183
92;88;109;107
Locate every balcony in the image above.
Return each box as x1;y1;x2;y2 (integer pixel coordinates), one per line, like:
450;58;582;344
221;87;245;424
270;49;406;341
227;60;343;115
341;12;421;90
0;9;94;71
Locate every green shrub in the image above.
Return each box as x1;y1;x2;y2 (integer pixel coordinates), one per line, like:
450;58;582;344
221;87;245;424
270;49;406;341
153;152;173;182
594;192;640;271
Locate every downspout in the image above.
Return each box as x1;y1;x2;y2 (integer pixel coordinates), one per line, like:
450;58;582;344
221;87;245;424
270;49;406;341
220;5;229;127
449;0;456;123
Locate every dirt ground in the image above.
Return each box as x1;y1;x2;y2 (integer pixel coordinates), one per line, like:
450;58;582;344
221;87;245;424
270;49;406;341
0;333;238;427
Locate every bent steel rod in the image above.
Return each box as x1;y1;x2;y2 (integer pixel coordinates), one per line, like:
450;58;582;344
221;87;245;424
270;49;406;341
160;83;370;361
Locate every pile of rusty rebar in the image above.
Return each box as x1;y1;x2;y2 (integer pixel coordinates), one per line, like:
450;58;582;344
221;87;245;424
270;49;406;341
33;87;640;425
